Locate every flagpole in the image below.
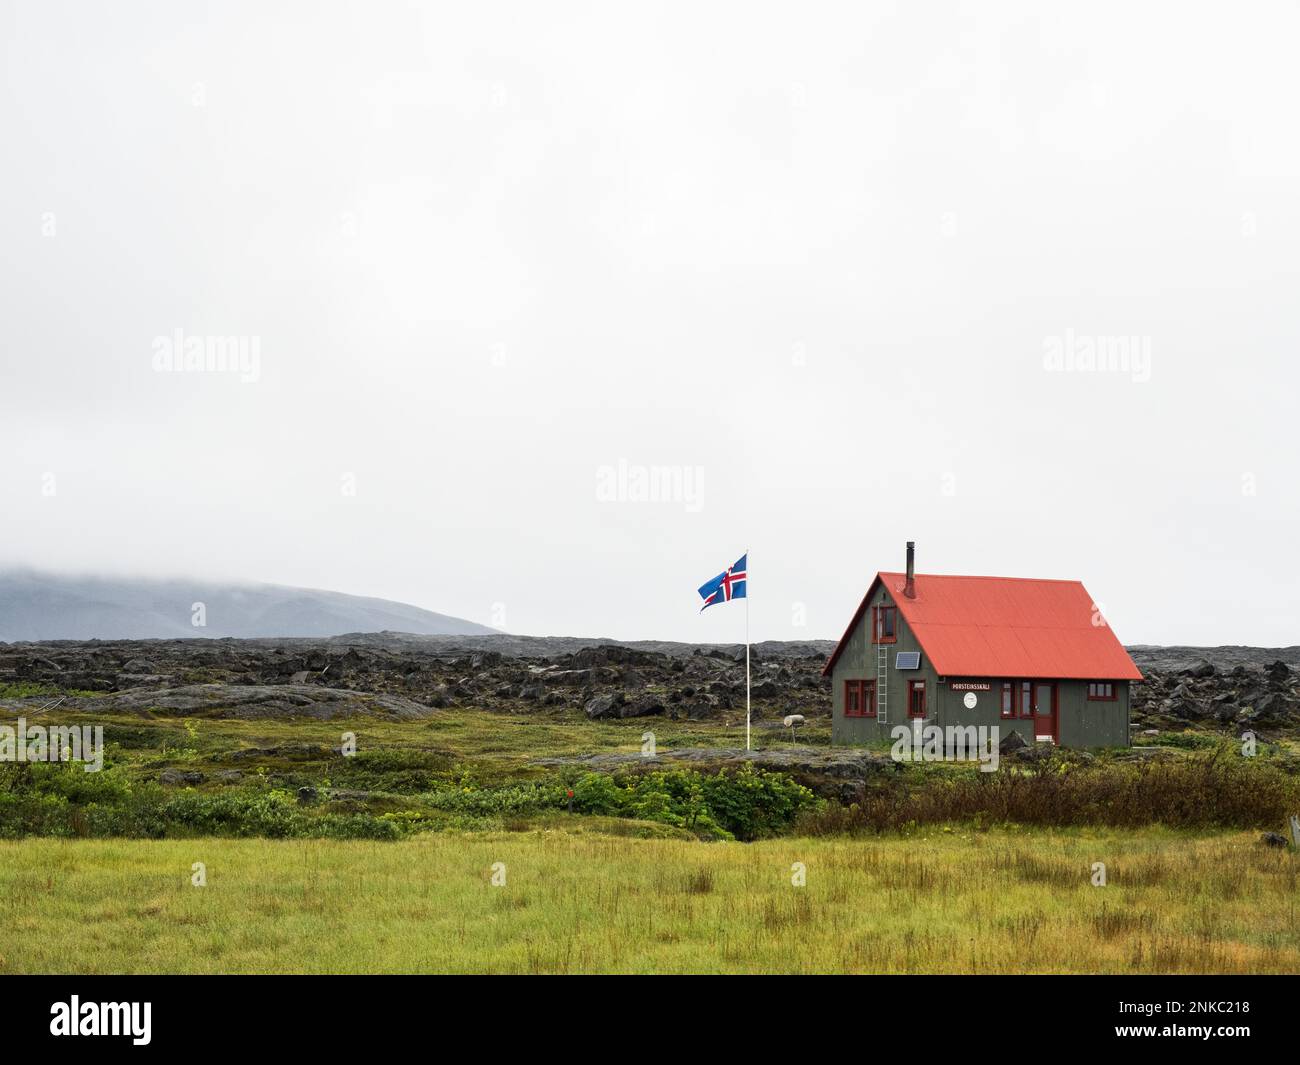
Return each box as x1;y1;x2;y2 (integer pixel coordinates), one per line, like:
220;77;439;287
745;547;751;752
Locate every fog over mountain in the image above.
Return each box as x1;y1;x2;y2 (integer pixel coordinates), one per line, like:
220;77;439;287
0;570;498;642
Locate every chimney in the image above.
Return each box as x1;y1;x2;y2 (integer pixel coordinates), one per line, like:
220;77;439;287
904;541;916;599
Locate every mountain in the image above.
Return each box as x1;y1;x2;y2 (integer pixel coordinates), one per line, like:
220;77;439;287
0;570;498;641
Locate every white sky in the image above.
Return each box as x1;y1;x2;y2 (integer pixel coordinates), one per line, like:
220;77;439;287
2;0;1297;645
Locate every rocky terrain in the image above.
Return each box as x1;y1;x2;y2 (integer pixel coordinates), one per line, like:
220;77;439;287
1128;647;1300;734
0;634;834;724
0;634;1296;735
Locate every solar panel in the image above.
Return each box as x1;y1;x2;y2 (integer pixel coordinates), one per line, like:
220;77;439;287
895;651;920;670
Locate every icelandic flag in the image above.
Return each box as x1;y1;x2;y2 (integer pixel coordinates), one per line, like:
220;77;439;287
698;553;747;612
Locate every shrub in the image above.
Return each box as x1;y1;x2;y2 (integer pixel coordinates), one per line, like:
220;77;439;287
570;772;624;816
334;748;455;793
422;780;566;817
570;765;818;840
699;763;816;840
0;763;405;840
797;746;1300;835
162;788;302;837
0;791;73;837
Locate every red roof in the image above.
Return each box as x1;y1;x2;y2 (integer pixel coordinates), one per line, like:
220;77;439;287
823;571;1142;681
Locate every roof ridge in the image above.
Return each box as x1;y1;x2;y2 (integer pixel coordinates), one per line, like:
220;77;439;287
880;571;1085;585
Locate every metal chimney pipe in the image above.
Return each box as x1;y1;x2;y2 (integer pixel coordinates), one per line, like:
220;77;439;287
904;541;916;598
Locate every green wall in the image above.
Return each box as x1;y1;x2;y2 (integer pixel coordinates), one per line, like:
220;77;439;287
830;582;938;745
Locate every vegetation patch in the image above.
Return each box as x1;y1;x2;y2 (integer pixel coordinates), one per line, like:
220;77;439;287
570;763;818;840
799;746;1300;834
0;682;102;699
2;829;1297;974
0;754;817;842
5;707;1298;842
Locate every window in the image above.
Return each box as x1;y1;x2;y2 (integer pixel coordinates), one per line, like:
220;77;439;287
908;680;926;718
1088;682;1116;701
872;604;897;644
1000;680;1035;718
844;679;876;718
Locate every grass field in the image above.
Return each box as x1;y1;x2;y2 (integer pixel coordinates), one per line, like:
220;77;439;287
7;701;1298;841
5;692;1300;973
3;826;1297;974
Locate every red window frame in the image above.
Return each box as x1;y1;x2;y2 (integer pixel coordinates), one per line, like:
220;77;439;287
1087;682;1117;701
872;604;898;645
908;680;926;719
844;679;876;718
1000;680;1035;718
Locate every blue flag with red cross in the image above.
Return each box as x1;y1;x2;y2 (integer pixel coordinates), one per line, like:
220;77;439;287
698;553;747;611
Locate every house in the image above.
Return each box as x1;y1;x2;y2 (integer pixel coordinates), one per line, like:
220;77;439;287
824;543;1142;748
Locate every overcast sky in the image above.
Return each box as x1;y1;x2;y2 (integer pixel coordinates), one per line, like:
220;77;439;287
2;1;1297;646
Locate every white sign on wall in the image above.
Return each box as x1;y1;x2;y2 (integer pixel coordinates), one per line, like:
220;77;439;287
963;691;978;709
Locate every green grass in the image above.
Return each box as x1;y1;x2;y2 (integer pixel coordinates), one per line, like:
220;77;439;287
0;682;103;699
2;828;1296;973
0;702;826;841
5;696;1299;974
4;704;1299;840
29;704;829;778
3;700;830;793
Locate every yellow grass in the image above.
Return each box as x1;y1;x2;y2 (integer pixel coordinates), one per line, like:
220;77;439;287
1;826;1296;973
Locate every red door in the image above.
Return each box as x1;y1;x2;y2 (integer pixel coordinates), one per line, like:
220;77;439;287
1033;682;1057;743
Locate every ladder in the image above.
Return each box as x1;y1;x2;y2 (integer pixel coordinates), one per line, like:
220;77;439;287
876;643;888;723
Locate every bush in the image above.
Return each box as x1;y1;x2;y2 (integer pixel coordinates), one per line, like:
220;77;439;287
0;791;73;837
334;748;455;792
571;772;624;816
699;763;816;840
797;746;1300;835
571;765;818;840
162;788;301;837
0;763;404;840
422;780;566;817
0;760;807;842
